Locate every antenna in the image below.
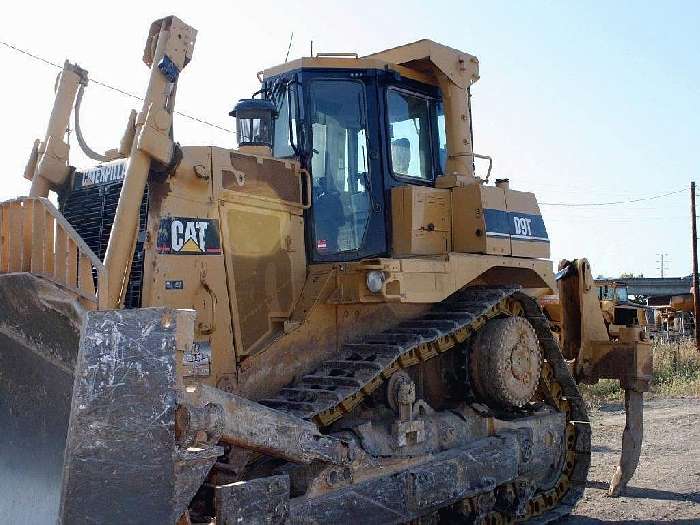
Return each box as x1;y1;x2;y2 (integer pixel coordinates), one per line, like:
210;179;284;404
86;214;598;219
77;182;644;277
285;32;294;63
310;40;314;57
656;252;669;278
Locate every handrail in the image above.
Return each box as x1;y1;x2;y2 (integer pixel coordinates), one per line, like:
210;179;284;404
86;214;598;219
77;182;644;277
0;197;108;309
314;52;359;59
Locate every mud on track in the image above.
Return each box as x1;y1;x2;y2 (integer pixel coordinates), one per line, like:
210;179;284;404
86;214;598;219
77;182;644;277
563;397;700;524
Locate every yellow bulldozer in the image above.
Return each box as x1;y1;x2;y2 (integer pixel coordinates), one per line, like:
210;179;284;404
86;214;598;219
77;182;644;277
0;16;653;524
594;279;649;337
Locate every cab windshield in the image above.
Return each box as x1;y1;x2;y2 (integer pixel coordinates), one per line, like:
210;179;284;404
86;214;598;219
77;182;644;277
599;284;629;303
615;286;629;303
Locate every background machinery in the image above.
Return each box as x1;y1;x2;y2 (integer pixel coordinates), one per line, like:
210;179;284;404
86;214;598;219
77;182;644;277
594;279;650;337
0;16;652;524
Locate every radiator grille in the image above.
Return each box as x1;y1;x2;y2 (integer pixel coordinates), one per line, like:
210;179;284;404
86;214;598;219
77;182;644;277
60;180;149;309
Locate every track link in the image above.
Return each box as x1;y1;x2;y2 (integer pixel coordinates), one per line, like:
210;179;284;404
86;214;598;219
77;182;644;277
260;286;591;523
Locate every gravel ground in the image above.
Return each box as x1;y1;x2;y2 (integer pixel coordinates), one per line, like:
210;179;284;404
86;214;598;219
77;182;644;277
562;397;700;524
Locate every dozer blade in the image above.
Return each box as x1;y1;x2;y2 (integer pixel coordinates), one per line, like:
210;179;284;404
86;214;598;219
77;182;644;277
0;273;85;525
60;307;219;524
1;276;219;524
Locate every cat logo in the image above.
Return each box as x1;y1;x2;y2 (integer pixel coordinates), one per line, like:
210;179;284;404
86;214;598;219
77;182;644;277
172;220;209;253
157;217;222;255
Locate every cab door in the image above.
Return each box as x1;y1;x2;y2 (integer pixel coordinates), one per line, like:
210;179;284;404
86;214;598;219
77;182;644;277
302;71;386;263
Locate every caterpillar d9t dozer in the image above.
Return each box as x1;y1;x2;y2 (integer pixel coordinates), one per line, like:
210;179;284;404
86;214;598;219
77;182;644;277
0;15;653;524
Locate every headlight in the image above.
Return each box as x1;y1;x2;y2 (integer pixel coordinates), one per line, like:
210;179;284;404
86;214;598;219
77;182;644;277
366;271;385;293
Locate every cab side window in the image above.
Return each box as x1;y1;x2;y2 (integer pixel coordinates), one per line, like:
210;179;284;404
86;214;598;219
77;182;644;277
386;88;433;181
272;83;298;158
436;101;447;175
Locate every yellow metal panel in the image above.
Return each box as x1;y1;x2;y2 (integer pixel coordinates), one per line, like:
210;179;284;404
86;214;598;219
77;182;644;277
43;209;54;276
66;241;78;290
452;185;510;256
141;147;236;388
262;57;437;86
54;223;67;284
30;201;45;274
333;253;556;304
21;201;32;272
391;186;451;256
220;200;306;356
366;39;479;89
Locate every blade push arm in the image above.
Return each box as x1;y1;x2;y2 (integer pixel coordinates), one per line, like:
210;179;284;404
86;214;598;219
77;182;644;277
102;16;197;308
23;16;197;310
26;61;87;197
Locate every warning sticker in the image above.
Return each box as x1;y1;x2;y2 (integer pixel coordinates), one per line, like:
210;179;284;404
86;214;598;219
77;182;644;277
157;217;222;255
183;341;211;378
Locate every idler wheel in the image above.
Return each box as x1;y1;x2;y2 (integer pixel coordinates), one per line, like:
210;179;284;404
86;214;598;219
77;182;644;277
470;316;542;409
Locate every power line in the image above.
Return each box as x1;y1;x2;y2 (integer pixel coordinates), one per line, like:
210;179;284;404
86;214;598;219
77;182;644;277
0;38;234;134
0;38;61;68
546;216;689;222
540;187;687;207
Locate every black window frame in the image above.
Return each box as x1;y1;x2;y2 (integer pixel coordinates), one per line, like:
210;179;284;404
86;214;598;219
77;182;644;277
299;69;388;264
263;68;446;264
306;77;371;258
268;76;302;159
383;85;442;186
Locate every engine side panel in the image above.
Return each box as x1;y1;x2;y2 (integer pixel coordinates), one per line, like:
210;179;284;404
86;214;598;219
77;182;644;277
214;146;307;358
141;146;237;388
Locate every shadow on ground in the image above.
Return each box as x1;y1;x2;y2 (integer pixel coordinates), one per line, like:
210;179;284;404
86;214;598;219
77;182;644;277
585;480;700;504
596;403;624;413
557;516;698;525
590;445;617;454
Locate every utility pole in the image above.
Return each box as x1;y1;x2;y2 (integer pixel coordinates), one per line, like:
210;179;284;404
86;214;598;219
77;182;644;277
691;181;700;349
656;253;669;278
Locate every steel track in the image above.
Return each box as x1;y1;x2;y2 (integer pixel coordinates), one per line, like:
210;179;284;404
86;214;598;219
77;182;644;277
260;286;591;523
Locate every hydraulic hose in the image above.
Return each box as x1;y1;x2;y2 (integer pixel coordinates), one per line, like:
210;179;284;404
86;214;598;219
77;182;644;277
74;83;110;162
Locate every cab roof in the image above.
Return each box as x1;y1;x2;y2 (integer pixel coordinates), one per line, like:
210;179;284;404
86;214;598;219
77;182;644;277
261;39;479;89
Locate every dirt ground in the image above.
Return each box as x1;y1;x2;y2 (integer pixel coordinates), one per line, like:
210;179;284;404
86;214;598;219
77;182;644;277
562;397;700;524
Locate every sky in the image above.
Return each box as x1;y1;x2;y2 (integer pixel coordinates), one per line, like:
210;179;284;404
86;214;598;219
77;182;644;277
0;0;697;278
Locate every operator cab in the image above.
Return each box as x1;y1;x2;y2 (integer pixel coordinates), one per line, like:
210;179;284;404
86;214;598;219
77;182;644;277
598;281;629;304
256;49;460;263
